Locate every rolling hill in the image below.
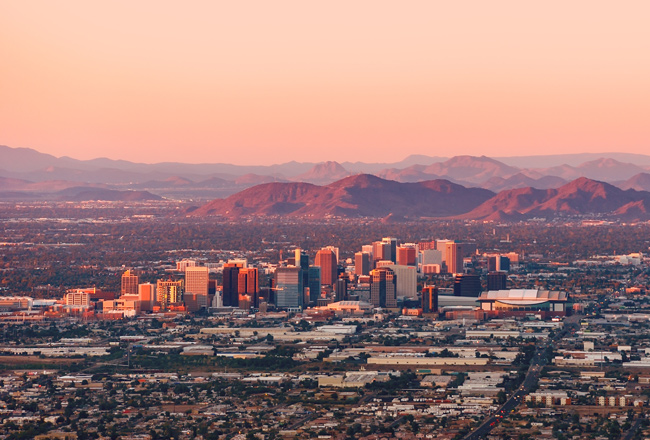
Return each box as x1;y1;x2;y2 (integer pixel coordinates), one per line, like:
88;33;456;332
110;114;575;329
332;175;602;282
459;177;650;221
189;174;495;218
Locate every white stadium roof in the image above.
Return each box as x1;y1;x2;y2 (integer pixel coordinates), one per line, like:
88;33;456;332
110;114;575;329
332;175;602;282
479;289;567;302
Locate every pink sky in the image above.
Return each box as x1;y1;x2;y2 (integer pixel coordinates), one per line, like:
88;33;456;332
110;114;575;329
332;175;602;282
1;1;649;165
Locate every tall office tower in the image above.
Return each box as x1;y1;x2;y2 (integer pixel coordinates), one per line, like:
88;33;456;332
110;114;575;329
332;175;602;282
307;266;321;304
138;283;155;312
121;270;139;296
370;267;396;308
294;249;310;302
496;256;510;272
372;241;391;264
488;255;511;272
275;267;303;309
335;277;348;302
238;267;259;310
315;248;337;286
323;246;340;262
487;272;507;291
385;264;417;299
382;237;398;263
222;262;244;307
355;251;371;276
396;246;417;266
445;242;464;274
185;266;209;310
294;249;309;269
361;244;374;257
156;280;183;310
208;280;216;307
487;256;498;272
176;259;196;272
436;239;452;252
422;285;439;314
453;274;481;297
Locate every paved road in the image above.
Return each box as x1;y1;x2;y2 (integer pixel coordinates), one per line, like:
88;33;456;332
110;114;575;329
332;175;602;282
389;415;406;429
463;315;582;440
622;418;642;440
463;342;547;440
286;413;317;430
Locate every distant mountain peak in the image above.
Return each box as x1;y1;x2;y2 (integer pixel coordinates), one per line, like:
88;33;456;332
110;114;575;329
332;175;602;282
559;176;610;193
312;161;347;173
446;155;497;163
327;173;385;188
618;173;650;191
579;157;627;168
291;161;351;184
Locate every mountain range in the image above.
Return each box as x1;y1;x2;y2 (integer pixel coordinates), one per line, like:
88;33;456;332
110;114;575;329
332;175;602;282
458;177;650;221
3;144;650;188
3;144;650;220
188;174;494;219
187;174;650;221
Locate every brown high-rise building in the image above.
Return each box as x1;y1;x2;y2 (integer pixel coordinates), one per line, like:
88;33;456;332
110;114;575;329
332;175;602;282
370;267;396;308
396;246;416;266
238;267;259;310
184;293;202;312
445;242;463;274
355;251;371;276
382;237;398;263
335;276;348;302
121;270;139;296
208;279;217;308
185;267;209;295
138;283;155;312
372;241;391;264
487;271;508;291
315;249;337;286
185;266;209;310
453;274;481;297
223;261;245;307
422;285;438;314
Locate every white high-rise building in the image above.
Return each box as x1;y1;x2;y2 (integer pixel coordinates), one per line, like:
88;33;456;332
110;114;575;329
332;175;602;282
386;264;417;299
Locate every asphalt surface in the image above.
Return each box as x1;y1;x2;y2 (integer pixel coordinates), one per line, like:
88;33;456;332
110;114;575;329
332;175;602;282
622;418;642;440
462;315;582;440
462;342;548;440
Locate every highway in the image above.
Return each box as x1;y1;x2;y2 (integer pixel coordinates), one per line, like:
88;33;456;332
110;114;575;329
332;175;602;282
463;315;581;440
622;418;642;440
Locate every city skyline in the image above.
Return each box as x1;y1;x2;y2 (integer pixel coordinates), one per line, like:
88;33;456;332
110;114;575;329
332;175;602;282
2;1;649;165
1;193;649;437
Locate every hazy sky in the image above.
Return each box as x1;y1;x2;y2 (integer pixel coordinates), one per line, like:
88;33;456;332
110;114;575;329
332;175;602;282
1;1;649;165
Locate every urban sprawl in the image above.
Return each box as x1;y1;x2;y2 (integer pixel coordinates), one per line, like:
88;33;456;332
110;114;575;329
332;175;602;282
1;215;650;440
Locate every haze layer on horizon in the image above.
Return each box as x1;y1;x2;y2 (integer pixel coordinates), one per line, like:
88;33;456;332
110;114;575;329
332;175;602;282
1;1;649;166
